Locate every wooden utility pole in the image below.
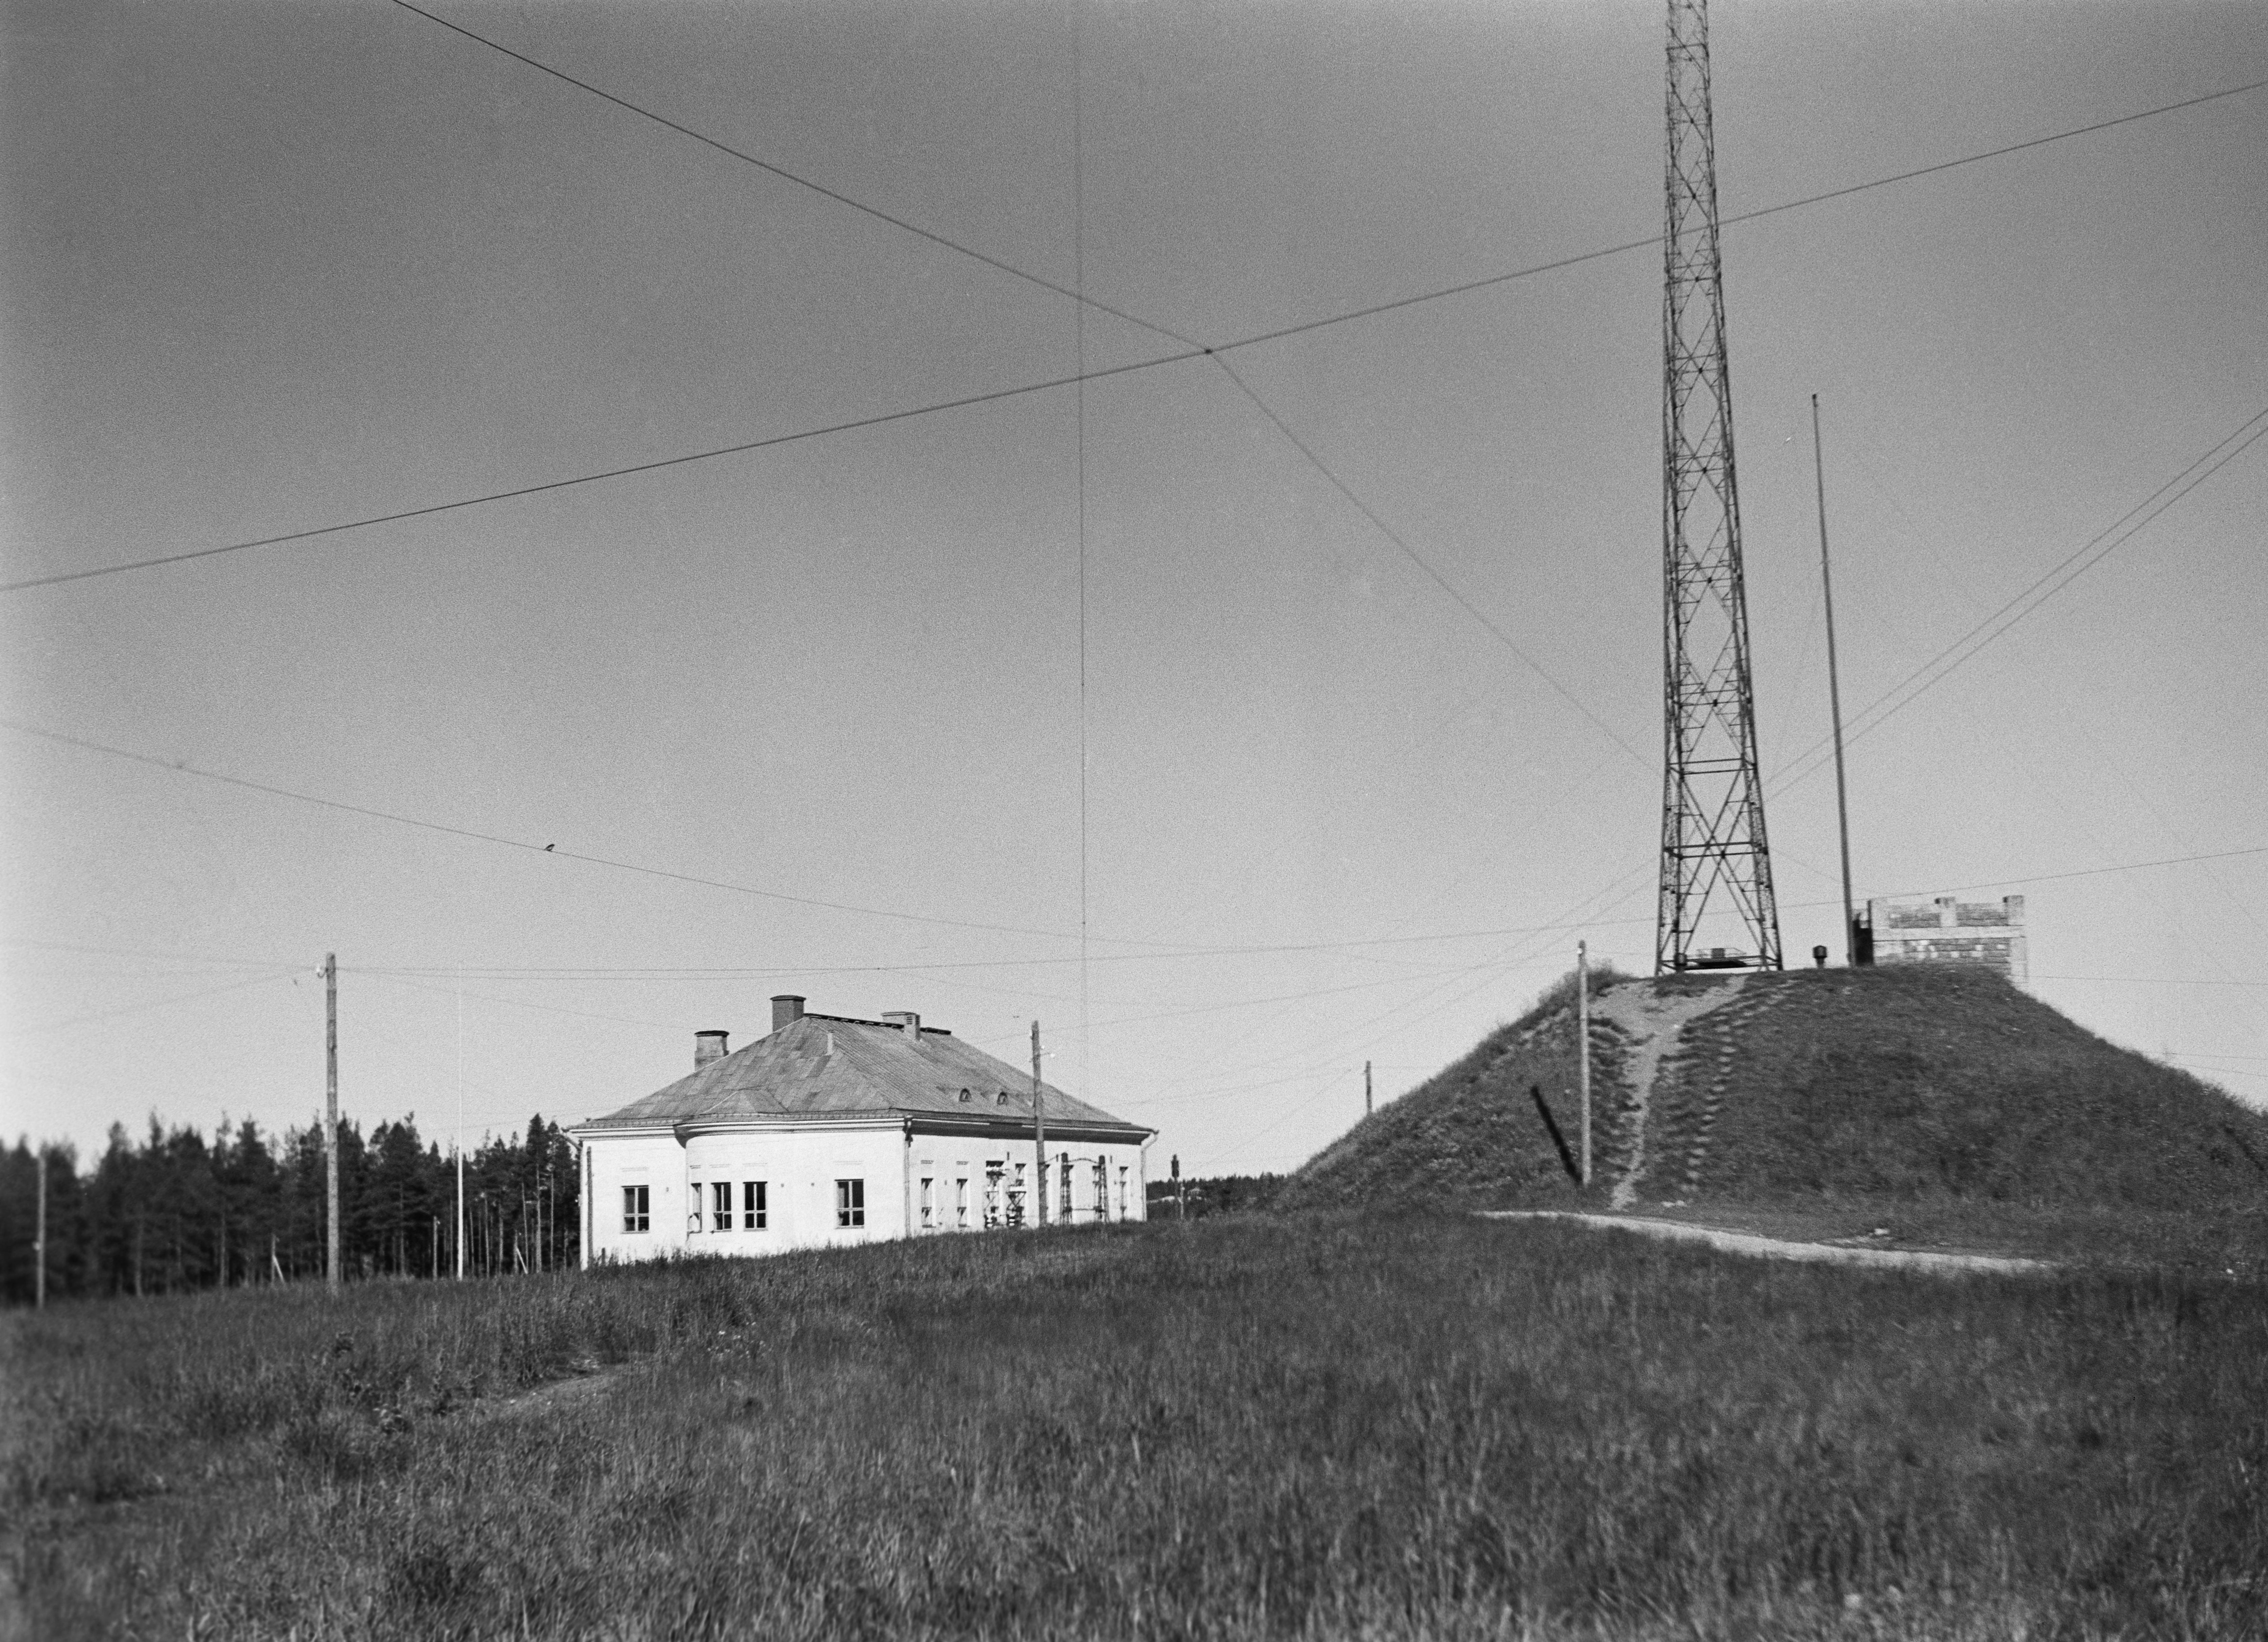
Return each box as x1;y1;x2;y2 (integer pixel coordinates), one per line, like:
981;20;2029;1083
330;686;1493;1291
1576;941;1592;1187
324;952;340;1295
33;1145;46;1310
1813;394;1857;965
1364;1060;1373;1118
1031;1020;1047;1227
456;965;466;1280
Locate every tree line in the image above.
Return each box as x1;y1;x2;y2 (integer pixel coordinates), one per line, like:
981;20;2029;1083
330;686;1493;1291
1;1112;577;1305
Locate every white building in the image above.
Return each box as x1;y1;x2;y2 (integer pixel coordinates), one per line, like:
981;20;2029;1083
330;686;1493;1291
571;994;1153;1265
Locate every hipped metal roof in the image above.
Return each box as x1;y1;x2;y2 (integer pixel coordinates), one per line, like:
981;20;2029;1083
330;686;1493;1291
577;1012;1150;1139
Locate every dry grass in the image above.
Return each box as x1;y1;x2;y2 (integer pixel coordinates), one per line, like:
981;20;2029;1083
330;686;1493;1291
5;1211;2265;1639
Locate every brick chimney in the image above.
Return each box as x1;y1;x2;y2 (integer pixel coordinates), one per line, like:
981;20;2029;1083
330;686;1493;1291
695;1029;729;1069
881;1010;921;1040
771;994;805;1033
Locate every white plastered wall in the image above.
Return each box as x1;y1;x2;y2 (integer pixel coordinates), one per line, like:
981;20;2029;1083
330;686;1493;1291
581;1121;906;1265
904;1133;1149;1233
580;1122;1149;1266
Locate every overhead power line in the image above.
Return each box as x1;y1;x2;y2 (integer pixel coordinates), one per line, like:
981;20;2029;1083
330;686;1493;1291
1205;355;1648;765
1871;842;2268;898
1220;75;2268;355
7;810;2256;994
385;0;1203;355
7;76;2260;597
0;352;1204;594
0;718;1177;946
369;0;1743;769
1771;403;2268;796
388;2;2268;365
19;971;298;1035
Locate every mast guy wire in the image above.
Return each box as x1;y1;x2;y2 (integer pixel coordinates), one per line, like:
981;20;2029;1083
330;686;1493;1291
7;77;2259;597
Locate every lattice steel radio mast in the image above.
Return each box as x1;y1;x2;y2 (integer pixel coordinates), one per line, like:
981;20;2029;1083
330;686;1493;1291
1656;0;1781;973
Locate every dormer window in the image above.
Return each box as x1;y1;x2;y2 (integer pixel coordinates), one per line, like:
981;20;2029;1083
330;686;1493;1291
996;1090;1009;1105
959;1088;972;1103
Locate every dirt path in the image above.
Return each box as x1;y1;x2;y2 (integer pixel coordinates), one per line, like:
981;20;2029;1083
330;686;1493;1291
1589;978;1748;1209
473;1365;621;1419
1483;1210;2053;1275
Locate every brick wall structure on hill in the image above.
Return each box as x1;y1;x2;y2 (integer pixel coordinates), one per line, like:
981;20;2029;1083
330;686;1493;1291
1866;894;2029;985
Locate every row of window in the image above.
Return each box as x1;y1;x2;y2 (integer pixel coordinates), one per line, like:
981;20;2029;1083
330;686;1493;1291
620;1164;1129;1239
915;1161;1130;1229
617;1179;864;1235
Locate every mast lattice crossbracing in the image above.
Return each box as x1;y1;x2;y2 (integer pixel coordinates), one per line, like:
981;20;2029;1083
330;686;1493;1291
1657;0;1781;974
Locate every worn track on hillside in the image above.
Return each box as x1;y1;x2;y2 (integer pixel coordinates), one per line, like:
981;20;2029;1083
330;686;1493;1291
1589;977;1748;1209
1482;1211;2053;1275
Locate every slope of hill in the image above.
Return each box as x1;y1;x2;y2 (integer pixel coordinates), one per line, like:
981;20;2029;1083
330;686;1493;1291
1280;970;1631;1212
1663;965;2267;1208
1283;965;2268;1222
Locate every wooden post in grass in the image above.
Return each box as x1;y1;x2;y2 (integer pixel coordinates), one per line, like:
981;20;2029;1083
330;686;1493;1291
33;1144;46;1310
1577;941;1592;1188
1031;1020;1047;1228
324;952;340;1296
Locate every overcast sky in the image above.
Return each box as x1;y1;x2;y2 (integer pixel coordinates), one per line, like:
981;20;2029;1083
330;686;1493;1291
5;0;2265;1177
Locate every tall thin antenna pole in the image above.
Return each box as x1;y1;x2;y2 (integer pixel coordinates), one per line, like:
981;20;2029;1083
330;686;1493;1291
324;952;340;1295
1577;941;1592;1187
456;963;466;1280
1656;0;1781;974
1031;1020;1047;1227
1073;5;1092;1111
1364;1060;1373;1118
1812;393;1857;964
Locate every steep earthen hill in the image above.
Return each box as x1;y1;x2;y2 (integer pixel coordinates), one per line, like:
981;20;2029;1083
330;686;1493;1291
1280;965;2268;1215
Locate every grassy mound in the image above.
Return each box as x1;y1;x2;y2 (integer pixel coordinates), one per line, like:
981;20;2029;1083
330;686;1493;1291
1680;965;2268;1208
1285;963;2268;1226
1278;969;1631;1213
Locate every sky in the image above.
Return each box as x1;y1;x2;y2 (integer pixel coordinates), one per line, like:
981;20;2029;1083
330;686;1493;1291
4;0;2265;1178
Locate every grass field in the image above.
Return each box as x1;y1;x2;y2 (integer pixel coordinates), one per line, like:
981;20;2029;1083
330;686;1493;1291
6;1213;2264;1640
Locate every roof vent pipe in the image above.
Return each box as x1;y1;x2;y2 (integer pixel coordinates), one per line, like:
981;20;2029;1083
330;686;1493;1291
882;1010;921;1039
771;994;806;1033
695;1029;729;1069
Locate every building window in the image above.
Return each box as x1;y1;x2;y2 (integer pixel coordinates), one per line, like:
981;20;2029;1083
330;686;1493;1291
836;1178;865;1228
712;1181;733;1232
1095;1159;1109;1222
622;1184;649;1233
920;1177;934;1227
743;1180;767;1230
1059;1154;1072;1220
1117;1166;1129;1219
956;1177;969;1227
983;1163;1002;1229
